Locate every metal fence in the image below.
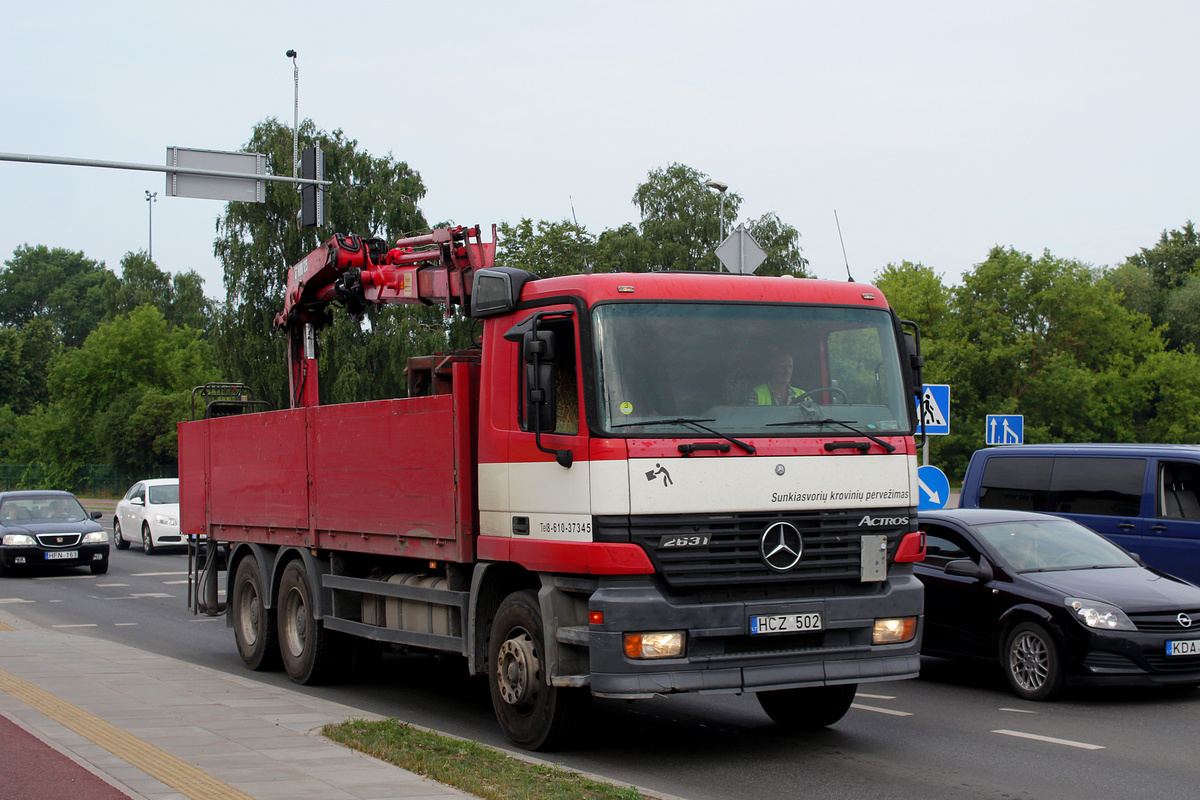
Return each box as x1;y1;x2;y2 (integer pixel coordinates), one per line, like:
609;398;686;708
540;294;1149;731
0;464;178;498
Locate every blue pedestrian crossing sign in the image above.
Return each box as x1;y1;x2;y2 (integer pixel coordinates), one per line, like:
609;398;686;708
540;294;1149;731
915;384;950;435
986;414;1024;445
918;465;950;510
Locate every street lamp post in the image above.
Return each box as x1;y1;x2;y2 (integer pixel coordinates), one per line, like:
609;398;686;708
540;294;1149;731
144;190;157;261
706;179;728;242
287;50;299;178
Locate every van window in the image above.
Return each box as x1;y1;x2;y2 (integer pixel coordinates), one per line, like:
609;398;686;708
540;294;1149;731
1160;461;1200;520
978;457;1052;512
1049;457;1142;517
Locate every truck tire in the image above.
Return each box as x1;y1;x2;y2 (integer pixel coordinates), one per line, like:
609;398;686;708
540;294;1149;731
488;590;588;751
756;683;858;730
231;557;281;671
277;559;342;685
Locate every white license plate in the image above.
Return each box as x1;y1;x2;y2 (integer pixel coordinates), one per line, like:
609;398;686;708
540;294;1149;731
750;613;823;634
1167;640;1200;656
45;550;78;561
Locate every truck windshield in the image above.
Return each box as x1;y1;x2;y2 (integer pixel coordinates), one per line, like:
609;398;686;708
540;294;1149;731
592;302;913;438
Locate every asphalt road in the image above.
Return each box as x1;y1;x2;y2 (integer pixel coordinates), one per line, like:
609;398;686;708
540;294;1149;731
2;533;1197;800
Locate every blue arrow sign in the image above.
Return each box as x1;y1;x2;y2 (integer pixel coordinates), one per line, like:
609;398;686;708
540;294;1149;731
917;465;950;510
985;414;1024;445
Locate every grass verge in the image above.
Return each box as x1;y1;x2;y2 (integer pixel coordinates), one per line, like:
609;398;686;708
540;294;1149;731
323;717;651;800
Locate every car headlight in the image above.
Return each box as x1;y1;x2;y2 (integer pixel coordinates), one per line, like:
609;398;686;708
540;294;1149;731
1066;597;1136;631
82;532;107;544
155;514;177;526
1;534;35;546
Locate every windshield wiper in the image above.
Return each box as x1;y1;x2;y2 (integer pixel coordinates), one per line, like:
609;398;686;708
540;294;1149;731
613;417;756;455
766;418;896;453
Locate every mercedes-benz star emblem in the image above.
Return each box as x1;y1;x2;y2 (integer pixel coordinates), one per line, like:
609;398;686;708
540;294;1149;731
1179;613;1193;628
760;521;803;571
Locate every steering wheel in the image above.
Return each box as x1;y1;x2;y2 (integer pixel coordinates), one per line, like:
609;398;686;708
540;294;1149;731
801;386;849;404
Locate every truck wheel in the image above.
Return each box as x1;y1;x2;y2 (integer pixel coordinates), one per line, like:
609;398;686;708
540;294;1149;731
488;590;587;750
142;524;156;555
277;560;341;685
231;557;280;671
1004;621;1064;701
113;519;130;550
756;684;858;729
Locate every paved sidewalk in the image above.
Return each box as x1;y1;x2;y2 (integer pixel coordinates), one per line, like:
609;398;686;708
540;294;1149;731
0;611;472;800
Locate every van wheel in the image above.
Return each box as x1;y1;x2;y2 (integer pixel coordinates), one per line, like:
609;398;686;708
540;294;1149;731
756;684;858;729
277;560;343;685
488;590;588;750
1004;621;1064;701
231;557;280;671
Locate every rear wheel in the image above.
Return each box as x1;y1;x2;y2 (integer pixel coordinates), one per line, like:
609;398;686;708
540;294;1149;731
231;557;280;670
277;559;343;684
141;524;155;555
756;684;858;730
1004;621;1064;701
488;590;588;750
113;519;129;550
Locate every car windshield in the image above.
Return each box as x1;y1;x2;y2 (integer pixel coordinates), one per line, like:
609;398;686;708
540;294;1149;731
593;302;912;437
0;496;87;523
148;484;179;504
973;518;1138;571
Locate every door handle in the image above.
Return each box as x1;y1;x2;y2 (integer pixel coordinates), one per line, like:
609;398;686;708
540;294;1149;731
1118;523;1135;529
1151;525;1168;532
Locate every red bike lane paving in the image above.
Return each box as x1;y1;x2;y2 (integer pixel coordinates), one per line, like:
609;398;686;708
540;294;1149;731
0;711;134;800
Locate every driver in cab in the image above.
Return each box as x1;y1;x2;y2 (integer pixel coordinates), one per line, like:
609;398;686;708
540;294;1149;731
746;350;806;406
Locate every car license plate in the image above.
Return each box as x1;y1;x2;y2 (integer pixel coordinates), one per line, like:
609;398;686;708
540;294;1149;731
750;613;822;634
46;550;78;561
1167;640;1200;656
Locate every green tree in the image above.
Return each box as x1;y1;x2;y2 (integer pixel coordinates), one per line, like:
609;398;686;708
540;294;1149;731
496;218;593;278
1127;220;1200;292
109;251;213;332
873;261;951;338
213;118;429;410
745;212;810;277
0;318;60;415
633;163;741;271
0;245;117;347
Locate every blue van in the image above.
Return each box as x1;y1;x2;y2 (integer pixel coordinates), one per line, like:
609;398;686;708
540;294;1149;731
958;444;1200;585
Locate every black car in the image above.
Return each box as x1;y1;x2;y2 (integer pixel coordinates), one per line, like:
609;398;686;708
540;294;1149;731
0;491;109;576
916;508;1200;700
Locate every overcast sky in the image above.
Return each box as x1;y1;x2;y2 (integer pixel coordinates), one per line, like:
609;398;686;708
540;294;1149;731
3;2;1197;298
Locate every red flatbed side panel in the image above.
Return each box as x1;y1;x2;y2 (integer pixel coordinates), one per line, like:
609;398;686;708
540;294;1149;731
200;409;311;535
177;420;208;537
309;393;469;561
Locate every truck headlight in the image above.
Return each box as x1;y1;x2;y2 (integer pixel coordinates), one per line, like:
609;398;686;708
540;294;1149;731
2;534;35;546
624;632;685;659
873;617;917;644
1066;598;1136;631
82;532;107;544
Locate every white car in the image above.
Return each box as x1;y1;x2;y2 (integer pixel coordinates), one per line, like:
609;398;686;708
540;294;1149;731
114;479;181;554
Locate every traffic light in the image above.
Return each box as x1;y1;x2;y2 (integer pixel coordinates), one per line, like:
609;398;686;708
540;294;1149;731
300;146;324;227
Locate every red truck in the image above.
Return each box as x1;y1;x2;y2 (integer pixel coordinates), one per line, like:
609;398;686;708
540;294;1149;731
180;224;927;750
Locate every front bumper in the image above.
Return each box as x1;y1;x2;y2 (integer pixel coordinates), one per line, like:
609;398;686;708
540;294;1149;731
0;544;110;570
1068;626;1200;687
587;573;924;698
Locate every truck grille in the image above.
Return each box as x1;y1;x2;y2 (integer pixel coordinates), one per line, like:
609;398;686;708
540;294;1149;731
596;508;911;591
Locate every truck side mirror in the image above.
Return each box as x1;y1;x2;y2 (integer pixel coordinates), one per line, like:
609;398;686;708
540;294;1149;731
901;324;924;393
522;330;573;468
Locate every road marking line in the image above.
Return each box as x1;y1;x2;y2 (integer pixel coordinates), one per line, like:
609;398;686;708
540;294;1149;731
0;620;15;631
96;583;129;587
162;580;189;585
855;693;896;700
0;598;35;604
0;667;254;800
852;703;913;717
33;574;96;580
114;623;138;626
131;572;187;577
51;624;98;628
992;729;1104;750
1000;707;1037;714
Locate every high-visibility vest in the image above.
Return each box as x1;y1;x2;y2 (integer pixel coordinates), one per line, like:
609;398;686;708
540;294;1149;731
752;384;805;405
